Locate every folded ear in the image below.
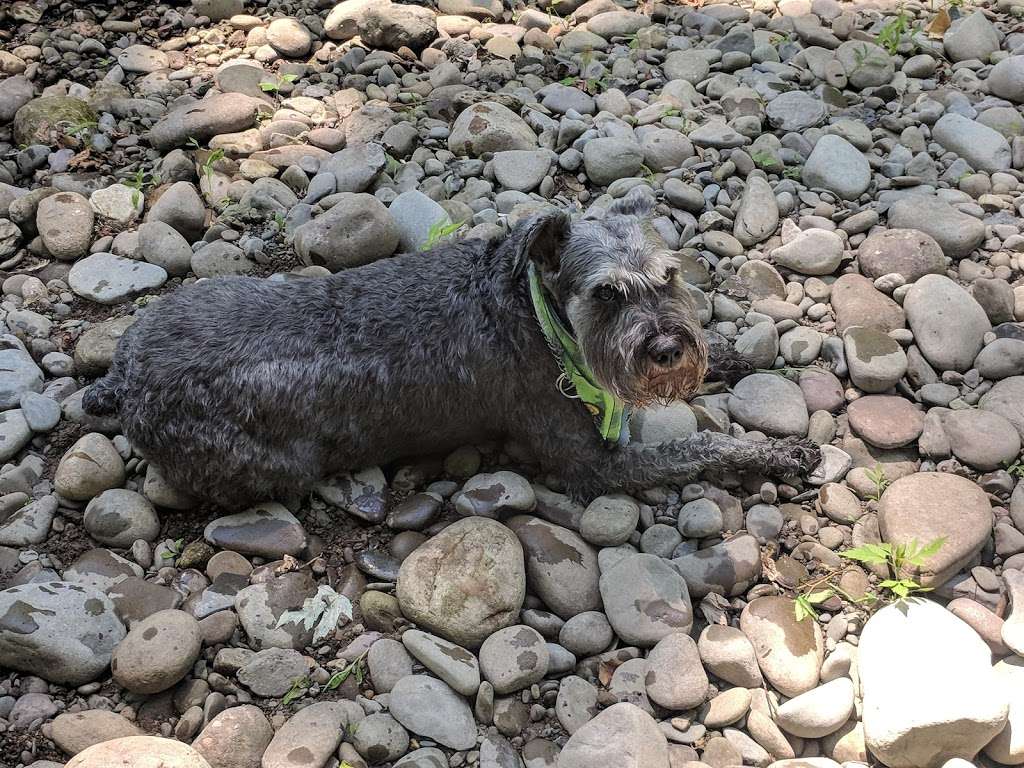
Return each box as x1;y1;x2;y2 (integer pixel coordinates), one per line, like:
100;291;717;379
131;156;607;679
510;208;572;278
607;188;656;219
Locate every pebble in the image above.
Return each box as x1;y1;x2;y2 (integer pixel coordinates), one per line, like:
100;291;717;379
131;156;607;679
397;517;525;648
599;553;692;647
111;609;201;694
389;675;477;750
740;595;823;698
0;581;126;685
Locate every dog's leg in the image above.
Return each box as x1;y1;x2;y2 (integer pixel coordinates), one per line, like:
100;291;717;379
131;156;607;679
612;431;821;488
703;331;755;384
539;429;821;501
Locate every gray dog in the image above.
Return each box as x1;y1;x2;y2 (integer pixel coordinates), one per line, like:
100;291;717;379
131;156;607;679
83;195;820;508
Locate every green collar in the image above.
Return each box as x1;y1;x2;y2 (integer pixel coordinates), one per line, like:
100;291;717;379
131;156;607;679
528;263;627;446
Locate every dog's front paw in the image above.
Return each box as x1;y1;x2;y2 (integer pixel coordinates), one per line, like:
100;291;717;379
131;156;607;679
767;437;823;478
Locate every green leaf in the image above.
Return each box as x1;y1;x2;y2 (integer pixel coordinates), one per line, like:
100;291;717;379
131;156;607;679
793;595;817;622
259;82;277;92
281;676;308;706
840;543;890;565
325;667;352;690
325;650;368;691
805;589;833;604
421;218;465;251
910;537;946;565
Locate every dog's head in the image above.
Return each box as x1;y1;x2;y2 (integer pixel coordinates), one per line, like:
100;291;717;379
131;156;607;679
511;193;708;407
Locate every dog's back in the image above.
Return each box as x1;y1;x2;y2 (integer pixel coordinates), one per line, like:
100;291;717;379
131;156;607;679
84;239;535;507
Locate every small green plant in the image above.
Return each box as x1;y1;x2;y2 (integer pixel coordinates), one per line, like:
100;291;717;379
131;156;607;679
325;650;368;691
794;589;834;622
273;211;286;231
793;537;946;621
282;676;309;706
1005;457;1024;478
187;137;226;179
849;43;889;76
161;538;184;560
61;118;99;140
200;148;225;179
841;538;946;599
260;73;298;93
421;218;465;251
864;463;890;502
123;168;160;208
875;11;911;55
750;150;782;172
640;164;657;183
783;166;803;180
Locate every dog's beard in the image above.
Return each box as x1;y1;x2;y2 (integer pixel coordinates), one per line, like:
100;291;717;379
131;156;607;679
580;322;709;409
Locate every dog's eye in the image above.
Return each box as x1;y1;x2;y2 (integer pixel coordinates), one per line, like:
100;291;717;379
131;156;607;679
663;267;678;283
595;285;616;302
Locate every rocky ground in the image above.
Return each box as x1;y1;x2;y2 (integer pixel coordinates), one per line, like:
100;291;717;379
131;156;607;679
1;0;1024;766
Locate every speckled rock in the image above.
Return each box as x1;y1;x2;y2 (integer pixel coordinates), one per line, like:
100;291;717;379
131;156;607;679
0;581;126;685
397;517;525;648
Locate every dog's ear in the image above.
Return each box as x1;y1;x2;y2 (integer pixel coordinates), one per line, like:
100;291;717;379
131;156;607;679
607;188;656;219
511;209;572;278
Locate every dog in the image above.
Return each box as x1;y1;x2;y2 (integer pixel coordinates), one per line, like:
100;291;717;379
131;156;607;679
83;194;821;508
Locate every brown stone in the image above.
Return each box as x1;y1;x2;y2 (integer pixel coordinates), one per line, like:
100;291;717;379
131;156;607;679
846;395;924;449
831;274;906;334
878;473;992;587
396;517;525;648
857;228;946;282
739;595;823;698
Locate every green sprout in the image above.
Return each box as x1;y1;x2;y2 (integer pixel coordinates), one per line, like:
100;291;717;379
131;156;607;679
421;218;465;251
325;651;368;691
875;11;911;55
161;538;184;560
260;73;298;93
793;537;946;621
282;676;309;706
864;463;890;502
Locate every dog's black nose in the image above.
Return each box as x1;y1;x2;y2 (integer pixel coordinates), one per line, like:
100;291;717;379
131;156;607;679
650;337;684;369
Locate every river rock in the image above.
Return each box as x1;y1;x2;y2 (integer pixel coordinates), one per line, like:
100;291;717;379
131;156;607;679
599;553;692;647
728;373;809;437
389;675;477;750
740;595;823;698
905;275;991;373
0;581;126;685
507;515;601;620
111;609;201;694
888;197;985;260
67;737;211;768
293;192;399;270
397;517;525;648
860;599;1008;768
449;102;537;156
877;472;991;587
803;135;870;200
557;702;669;768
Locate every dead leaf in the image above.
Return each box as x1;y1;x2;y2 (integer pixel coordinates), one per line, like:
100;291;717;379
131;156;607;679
598;659;621;687
926;8;951;39
275;554;302;575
